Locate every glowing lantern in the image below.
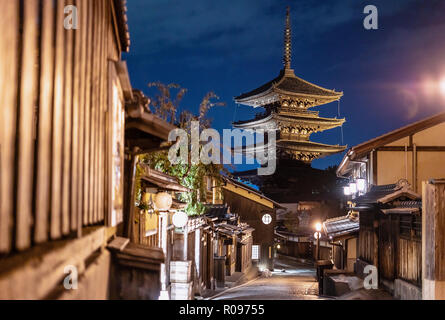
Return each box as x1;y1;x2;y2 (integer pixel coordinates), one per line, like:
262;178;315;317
154;192;172;211
357;179;366;193
349;182;357;194
172;211;188;228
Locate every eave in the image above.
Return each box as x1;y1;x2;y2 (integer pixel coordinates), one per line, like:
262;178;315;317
235;69;343;108
233;112;345;132
337;111;445;178
234;140;347;156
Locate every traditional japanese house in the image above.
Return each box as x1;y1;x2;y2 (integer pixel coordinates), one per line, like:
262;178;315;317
205;204;254;288
353;182;422;300
0;0;155;299
323;213;359;272
337;111;445;195
221;177;282;271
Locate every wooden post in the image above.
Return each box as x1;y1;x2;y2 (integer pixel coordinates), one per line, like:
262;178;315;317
159;211;169;300
422;179;445;300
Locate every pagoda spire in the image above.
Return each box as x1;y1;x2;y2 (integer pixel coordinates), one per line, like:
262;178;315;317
283;6;292;70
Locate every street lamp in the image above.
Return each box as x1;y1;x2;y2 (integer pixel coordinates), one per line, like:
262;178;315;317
349;182;357;195
315;222;322;261
357;178;366;193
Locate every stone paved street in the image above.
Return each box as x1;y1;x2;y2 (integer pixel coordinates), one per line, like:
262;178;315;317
211;256;325;300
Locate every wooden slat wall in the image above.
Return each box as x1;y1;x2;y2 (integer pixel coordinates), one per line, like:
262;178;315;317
398;238;422;286
358;229;374;263
50;0;66;240
0;0;118;254
0;0;19;253
35;0;55;244
16;0;39;250
62;0;75;236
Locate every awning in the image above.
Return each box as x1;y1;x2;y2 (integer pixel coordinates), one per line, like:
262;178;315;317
140;164;189;193
125;90;177;154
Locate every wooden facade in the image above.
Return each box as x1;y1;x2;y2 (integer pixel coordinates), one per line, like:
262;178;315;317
355;186;423;296
0;0;127;256
222;180;279;271
0;0;169;300
337;111;445;194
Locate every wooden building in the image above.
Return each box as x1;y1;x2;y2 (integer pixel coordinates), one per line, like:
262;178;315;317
337;111;445;194
323;214;359;272
0;0;171;300
353;183;422;300
221;177;281;271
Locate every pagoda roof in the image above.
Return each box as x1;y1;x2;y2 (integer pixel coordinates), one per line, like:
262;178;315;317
234;139;346;158
277;140;347;154
233;111;345;132
235;68;343;107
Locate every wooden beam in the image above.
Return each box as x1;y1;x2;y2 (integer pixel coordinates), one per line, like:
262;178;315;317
0;226;107;299
0;0;19;253
50;0;67;240
83;0;93;226
16;0;39;250
422;180;445;299
71;0;83;233
62;0;75;235
35;0;55;244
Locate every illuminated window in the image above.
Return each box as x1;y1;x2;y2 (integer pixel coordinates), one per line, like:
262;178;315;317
262;214;272;225
252;245;260;260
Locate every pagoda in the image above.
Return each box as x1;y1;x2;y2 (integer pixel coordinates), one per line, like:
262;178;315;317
233;7;346;163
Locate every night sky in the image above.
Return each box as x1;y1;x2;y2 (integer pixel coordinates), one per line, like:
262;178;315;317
124;0;445;172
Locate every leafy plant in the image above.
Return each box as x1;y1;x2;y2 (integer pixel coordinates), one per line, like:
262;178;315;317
136;83;227;216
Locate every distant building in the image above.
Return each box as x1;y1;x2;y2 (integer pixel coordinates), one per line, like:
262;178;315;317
337;111;445;194
220;177;282;271
333;111;445;299
232;7;346;235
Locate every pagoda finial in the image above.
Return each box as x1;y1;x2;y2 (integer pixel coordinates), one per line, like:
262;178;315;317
283;6;292;70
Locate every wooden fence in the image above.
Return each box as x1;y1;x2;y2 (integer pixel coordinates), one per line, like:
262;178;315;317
0;0;122;254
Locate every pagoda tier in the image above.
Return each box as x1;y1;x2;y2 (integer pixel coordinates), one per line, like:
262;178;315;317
233;110;345;140
232;7;346;164
235;68;343;109
234;140;346;163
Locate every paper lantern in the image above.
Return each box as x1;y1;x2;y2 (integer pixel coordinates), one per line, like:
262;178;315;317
172;211;188;228
154;192;172;211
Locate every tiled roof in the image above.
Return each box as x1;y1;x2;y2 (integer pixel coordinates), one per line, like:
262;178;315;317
353;184;400;205
114;0;130;52
205;205;229;219
235;69;342;102
323;215;359;238
381;200;422;215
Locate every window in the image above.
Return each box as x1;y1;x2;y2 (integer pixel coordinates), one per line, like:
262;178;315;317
252;245;260;260
262;214;272;225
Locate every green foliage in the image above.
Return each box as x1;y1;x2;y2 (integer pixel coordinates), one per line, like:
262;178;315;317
140;152;223;216
137;83;227;216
